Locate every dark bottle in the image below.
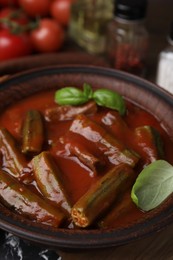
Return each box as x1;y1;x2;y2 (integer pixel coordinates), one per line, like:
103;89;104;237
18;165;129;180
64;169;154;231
107;0;149;76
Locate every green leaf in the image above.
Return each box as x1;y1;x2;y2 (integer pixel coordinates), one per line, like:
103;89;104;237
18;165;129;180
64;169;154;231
131;160;173;211
54;85;126;115
93;89;126;115
83;83;93;99
54;87;89;105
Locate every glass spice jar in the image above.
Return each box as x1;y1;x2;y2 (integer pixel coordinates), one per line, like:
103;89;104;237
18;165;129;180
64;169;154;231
106;0;149;76
68;0;113;55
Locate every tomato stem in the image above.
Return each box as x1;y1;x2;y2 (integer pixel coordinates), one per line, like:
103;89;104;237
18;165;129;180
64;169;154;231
0;12;39;34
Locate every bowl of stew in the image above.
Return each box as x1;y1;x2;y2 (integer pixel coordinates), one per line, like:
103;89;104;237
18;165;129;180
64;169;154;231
0;65;173;250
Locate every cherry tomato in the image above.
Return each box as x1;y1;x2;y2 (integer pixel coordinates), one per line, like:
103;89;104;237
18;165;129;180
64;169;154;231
30;19;64;53
50;0;72;27
18;0;51;17
0;8;29;29
0;0;18;7
0;29;32;61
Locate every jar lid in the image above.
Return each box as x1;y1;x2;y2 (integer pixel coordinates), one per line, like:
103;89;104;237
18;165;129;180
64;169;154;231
114;0;148;20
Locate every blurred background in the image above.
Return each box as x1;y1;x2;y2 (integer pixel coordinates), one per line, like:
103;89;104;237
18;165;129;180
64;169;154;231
0;0;173;82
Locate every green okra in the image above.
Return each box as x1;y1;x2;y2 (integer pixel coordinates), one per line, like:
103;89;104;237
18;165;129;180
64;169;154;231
60;135;105;174
70;114;140;168
22;110;44;155
0;169;65;227
71;164;134;228
0;127;28;178
45;100;97;121
135;125;164;161
98;191;133;228
32;151;71;213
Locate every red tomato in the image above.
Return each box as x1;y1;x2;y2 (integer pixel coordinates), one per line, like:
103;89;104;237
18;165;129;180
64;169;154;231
30;19;64;53
0;29;32;61
0;0;18;7
50;0;72;27
0;8;29;29
18;0;51;17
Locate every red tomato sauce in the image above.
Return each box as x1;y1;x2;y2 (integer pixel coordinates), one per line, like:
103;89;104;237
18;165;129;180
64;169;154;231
0;90;173;229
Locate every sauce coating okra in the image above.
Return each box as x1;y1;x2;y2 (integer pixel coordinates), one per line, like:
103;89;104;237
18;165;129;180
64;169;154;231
0;89;173;229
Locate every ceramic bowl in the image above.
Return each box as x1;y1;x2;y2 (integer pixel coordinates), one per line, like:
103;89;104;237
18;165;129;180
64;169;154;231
0;65;173;250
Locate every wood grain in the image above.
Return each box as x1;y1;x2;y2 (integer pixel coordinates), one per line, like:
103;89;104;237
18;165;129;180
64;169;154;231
58;223;173;259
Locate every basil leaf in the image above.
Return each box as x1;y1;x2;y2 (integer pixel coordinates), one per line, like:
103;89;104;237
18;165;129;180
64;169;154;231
93;89;126;115
131;160;173;211
83;83;93;99
54;85;126;115
55;87;89;105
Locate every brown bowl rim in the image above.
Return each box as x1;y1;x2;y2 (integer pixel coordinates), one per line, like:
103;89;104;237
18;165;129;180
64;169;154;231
0;65;173;249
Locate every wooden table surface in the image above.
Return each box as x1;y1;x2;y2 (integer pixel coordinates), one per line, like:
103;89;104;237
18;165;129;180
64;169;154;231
58;222;173;259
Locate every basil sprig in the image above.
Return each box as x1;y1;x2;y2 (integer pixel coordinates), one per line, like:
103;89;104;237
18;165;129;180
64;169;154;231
131;160;173;211
93;89;126;115
54;83;126;115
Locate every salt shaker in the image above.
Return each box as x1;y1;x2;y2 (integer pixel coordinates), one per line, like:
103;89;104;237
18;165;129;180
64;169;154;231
106;0;149;76
156;23;173;94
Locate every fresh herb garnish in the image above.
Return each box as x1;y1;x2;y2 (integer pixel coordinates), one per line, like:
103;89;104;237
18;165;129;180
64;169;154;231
93;88;126;115
131;160;173;211
54;83;126;115
54;86;89;105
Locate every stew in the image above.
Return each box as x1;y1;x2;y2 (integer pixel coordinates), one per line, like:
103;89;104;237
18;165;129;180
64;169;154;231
0;89;172;229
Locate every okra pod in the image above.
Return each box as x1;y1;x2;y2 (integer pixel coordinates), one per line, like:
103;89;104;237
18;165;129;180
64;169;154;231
0;169;65;227
98;191;134;228
100;111;131;143
22;110;44;155
60;136;105;173
45;101;97;122
134;126;164;163
0;127;28;178
70;114;139;167
32;151;71;212
71;164;134;228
